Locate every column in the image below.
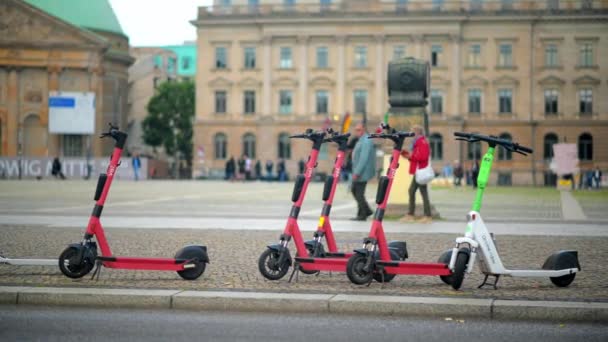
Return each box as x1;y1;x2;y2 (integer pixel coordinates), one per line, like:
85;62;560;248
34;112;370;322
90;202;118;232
89;66;103;157
6;68;19;156
262;36;272;116
336;35;346;115
450;35;461;117
374;35;385;119
46;65;61;157
414;35;424;59
298;35;309;116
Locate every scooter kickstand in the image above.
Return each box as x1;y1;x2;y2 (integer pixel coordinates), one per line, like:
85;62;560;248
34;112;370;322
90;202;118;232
288;264;299;283
478;274;500;290
90;260;103;281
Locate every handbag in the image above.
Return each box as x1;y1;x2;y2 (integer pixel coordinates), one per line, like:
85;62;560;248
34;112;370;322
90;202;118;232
415;159;435;185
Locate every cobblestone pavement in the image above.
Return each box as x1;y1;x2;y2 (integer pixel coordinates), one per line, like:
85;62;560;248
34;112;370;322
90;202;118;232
2;180;603;223
1;226;606;302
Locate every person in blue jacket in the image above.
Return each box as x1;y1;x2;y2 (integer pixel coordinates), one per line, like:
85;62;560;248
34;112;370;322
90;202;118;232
350;122;376;221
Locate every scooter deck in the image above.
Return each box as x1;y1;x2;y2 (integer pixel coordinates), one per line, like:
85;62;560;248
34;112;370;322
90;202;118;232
380;261;452;276
296;257;348;272
99;255;194;271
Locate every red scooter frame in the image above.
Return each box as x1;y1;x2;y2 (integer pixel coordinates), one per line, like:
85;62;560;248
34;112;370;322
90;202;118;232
345;124;452;286
59;124;208;280
258;129;327;281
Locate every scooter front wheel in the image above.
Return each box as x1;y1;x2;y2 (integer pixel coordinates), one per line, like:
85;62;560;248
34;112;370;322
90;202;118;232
450;250;469;290
258;249;290;281
58;246;94;279
346;253;373;285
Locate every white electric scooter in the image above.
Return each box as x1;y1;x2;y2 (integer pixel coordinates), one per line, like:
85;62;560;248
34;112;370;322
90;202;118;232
440;132;580;290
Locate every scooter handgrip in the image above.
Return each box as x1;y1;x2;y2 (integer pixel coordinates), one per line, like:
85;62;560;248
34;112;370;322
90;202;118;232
517;145;533;154
454;132;470;138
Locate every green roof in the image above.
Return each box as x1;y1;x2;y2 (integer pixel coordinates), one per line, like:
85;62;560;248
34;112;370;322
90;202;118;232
25;0;125;36
163;44;197;77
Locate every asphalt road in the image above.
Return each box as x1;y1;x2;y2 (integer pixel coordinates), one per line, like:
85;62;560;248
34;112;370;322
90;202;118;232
0;305;606;342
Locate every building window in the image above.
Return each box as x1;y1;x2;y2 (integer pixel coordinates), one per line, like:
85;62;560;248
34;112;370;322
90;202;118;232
547;0;559;10
215;47;227;69
433;0;445;11
244;47;256;69
354;89;367;114
214;133;227;160
316;46;328;68
248;0;259;11
582;0;593;9
497;133;512;161
320;0;332;11
215;91;227;113
429;133;443;161
431;45;442;67
500;0;514;10
543;133;558;160
544;89;559;115
280;47;292;68
243;133;256;159
468;88;482;114
545;44;558;67
497;172;512;186
396;0;408;11
430;89;443;114
244;90;256;114
167;57;176;74
62;135;84;157
154;54;163;69
354;46;367;68
393;45;406;60
578;133;593;161
579;89;593;114
498;89;512;114
471;0;483;10
279;90;292;114
579;43;594;67
182;56;192;70
316;90;329;114
468;141;482;160
498;43;512;67
468;44;481;67
278;133;291;159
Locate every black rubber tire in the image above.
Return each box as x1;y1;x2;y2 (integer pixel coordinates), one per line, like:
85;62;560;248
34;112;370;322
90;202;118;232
450;251;469;290
346;253;374;285
550;273;576;287
437;250;453;285
175;248;207;281
372;249;399;283
258;249;290;281
299;245;324;275
58;246;94;279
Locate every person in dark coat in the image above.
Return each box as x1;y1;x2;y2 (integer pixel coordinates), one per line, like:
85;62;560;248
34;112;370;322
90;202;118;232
265;160;274;181
254;160;262;180
51;156;66;180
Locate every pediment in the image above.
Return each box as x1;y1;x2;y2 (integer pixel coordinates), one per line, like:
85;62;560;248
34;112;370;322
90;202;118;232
573;75;600;86
208;77;234;88
461;76;488;86
347;76;373;87
538;75;565;86
430;76;451;86
272;77;298;87
0;0;108;47
492;75;519;86
309;76;335;87
238;77;262;88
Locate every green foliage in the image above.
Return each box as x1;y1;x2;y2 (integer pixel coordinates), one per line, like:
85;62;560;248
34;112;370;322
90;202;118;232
142;80;195;166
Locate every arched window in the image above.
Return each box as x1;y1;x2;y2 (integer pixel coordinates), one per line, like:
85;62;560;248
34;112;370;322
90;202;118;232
497;133;512;161
242;133;256;159
214;132;227;160
278;133;291;159
578;133;593;161
543;133;558;160
429;133;443;160
467;140;481;161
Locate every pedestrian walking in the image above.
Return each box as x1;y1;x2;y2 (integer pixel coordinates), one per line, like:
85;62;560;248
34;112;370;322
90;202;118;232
237;156;245;181
244;155;252;180
132;153;141;181
350;123;375;221
399;125;432;223
453;160;463;186
265;160;274;181
51;156;66;180
255;160;262;180
225;156;236;180
593;167;602;189
277;159;287;181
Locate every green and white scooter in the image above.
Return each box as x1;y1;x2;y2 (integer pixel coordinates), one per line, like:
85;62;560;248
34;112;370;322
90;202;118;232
440;132;580;290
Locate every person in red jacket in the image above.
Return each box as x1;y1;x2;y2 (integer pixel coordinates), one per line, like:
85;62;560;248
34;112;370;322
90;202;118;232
399;125;432;223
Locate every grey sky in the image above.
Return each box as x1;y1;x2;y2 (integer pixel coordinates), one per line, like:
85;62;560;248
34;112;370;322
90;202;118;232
109;0;212;46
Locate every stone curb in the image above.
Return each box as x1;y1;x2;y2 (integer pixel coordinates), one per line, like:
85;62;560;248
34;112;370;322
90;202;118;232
1;286;606;322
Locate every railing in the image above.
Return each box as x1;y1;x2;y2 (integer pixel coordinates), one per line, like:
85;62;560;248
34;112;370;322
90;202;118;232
198;0;606;19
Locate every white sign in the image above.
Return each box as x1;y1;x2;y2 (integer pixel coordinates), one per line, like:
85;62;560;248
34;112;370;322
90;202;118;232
551;143;579;176
48;91;95;134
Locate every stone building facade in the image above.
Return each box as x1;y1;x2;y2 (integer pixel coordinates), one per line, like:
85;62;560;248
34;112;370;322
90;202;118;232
193;0;607;185
0;0;132;159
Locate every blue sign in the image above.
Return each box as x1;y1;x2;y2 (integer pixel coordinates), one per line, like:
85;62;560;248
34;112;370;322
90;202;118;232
48;97;75;108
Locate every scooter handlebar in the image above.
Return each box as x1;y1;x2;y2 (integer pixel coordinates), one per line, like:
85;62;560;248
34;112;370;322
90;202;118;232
454;132;533;155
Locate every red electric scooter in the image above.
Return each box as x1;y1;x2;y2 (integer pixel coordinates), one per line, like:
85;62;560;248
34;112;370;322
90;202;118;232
58;124;209;280
345;124;455;286
258;128;328;280
290;129;407;282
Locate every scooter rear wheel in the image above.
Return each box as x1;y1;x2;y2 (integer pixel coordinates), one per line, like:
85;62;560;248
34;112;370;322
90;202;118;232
299;245;325;275
175;248;207;280
550;273;576;287
437;250;453;285
258;249;290;281
372;249;400;283
58;246;94;279
346;253;373;285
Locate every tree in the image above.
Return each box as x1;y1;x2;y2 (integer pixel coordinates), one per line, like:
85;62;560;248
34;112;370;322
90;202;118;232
142;80;195;170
